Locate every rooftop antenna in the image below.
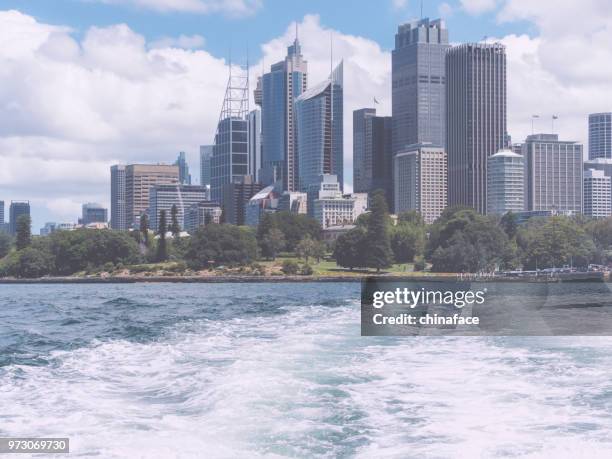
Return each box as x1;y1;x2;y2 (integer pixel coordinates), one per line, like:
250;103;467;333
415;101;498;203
295;20;299;42
420;0;423;19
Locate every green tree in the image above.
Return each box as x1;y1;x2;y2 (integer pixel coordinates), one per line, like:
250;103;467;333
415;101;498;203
156;210;168;262
397;210;425;227
391;223;425;263
0;232;11;259
365;190;393;271
186;224;258;269
139;214;150;247
12;247;54;278
273;212;322;251
170;204;181;237
296;235;327;263
16;215;31;250
333;227;367;270
261;228;285;260
500;211;519;239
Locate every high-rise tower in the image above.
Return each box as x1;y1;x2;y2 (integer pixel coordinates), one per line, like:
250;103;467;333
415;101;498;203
257;30;308;191
446;43;507;213
392;18;450;153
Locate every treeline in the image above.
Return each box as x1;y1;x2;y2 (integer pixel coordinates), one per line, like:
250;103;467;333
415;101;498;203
333;190;612;273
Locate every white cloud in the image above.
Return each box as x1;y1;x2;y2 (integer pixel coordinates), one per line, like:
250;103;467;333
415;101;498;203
150;34;206;50
438;2;453;18
89;0;261;15
460;0;498;15
391;0;408;9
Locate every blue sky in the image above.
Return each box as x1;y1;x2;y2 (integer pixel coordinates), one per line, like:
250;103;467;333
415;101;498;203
0;0;609;231
2;0;533;60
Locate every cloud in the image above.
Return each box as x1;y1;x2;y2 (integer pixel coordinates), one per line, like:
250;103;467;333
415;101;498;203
391;0;408;9
438;2;453;17
89;0;262;15
150;34;206;49
460;0;498;15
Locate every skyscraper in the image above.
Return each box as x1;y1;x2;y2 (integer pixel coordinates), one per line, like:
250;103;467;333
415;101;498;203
523;134;583;213
110;165;127;230
353;108;393;207
295;61;343;193
125;164;180;229
9;201;30;235
394;146;447;224
584;169;611;218
589;112;612;160
486;150;524;215
211;66;250;203
199;145;213;188
257;34;308;191
174;151;192;185
0;200;4;225
149;184;209;231
392;18;450;153
446;43;507;213
247;109;262;182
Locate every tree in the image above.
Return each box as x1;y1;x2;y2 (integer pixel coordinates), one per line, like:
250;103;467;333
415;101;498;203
156;210;168;262
296;236;328;263
139;214;150;247
16;215;31;250
261;228;285;260
170;204;181;237
397;210;425;227
391;223;425;263
334;227;367;270
185;224;258;269
11;247;54;278
364;190;393;271
273;212;322;251
500;211;519;239
0;232;11;259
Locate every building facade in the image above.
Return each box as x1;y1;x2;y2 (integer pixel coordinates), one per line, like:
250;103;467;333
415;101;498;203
174;151;191;185
523;134;583;213
486;150;524;215
148;184;209;232
184;202;222;234
295;61;343;193
278;191;308;214
211;116;249;203
125;164;180;229
221;178;263;226
248;109;262;182
446;43;507;213
81;203;108;225
392;18;450;153
110;165;127;230
199;145;213;188
245;184;280;227
257;36;308;190
353;108;393;207
584;169;611;218
394;145;447;224
9;201;30;235
589;112;612;160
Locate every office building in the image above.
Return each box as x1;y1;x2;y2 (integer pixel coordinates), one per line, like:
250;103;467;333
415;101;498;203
9;201;30;235
523;134;583;213
0;200;4;226
149;184;208;232
394;145;447;224
110;165;127;230
211;67;251;203
184;201;222;233
248;109;262;182
174;151;192;185
257;34;308;190
392;18;450;153
245;184;280;227
200;145;213;187
486;150;524;215
353;108;393;207
295;61;343;192
306;174;365;229
589;112;612;160
514;209;577;226
221;177;263;225
278;191;308;214
81;203;108;226
584;158;612;209
125;164;179;229
584;169;611;218
446;43;507;213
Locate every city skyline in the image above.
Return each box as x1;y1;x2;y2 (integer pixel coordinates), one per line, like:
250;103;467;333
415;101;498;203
1;2;611;230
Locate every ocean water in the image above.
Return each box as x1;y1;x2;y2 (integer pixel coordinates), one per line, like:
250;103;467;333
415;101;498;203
1;283;612;458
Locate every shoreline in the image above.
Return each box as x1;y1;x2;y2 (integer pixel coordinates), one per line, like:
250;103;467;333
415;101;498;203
0;272;606;284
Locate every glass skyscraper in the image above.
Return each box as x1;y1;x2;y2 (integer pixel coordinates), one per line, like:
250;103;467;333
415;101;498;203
486;150;524;215
110;165;126;230
257;36;308;191
446;43;507;214
174;151;191;185
589;112;612;160
199;145;213;188
392;18;450;153
211;116;249;203
295;62;343;193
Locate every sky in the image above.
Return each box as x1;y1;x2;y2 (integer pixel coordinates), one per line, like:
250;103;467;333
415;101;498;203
1;0;611;231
